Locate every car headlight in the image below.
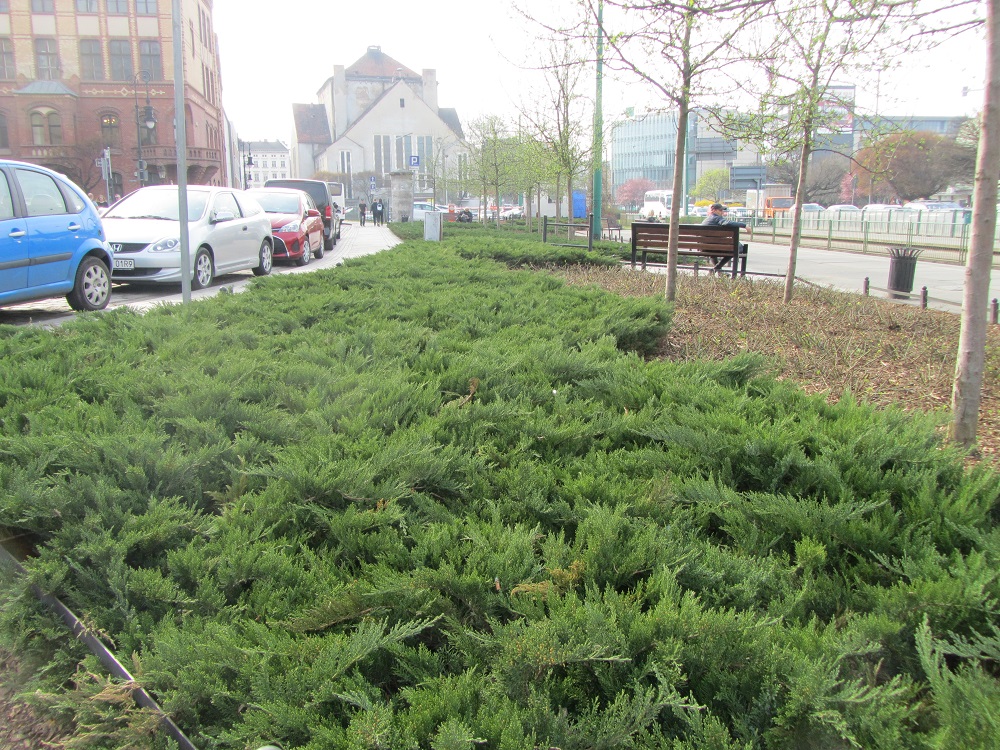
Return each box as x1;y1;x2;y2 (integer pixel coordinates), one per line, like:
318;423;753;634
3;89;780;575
149;237;181;253
277;221;301;233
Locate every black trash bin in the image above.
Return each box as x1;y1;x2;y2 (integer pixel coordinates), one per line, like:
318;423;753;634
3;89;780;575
887;247;921;300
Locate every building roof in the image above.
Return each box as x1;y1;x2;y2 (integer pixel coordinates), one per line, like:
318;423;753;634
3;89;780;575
14;80;76;96
438;108;464;140
247;140;288;152
346;46;420;81
292;104;332;145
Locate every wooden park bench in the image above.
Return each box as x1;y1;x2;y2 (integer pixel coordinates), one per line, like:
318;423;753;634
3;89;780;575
630;222;748;278
602;216;623;241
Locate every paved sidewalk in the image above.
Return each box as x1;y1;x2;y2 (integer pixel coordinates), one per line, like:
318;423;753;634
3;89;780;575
330;221;401;263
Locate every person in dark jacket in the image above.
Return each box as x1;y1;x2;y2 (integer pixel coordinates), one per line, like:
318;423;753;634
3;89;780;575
359;201;367;226
702;203;746;228
702;203;748;273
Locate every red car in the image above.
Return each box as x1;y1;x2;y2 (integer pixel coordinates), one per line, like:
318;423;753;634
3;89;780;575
246;187;324;266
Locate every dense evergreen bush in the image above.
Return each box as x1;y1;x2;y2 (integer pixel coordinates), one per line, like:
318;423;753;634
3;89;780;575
0;239;997;748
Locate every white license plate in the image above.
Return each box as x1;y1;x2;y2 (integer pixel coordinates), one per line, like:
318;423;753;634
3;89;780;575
113;258;135;270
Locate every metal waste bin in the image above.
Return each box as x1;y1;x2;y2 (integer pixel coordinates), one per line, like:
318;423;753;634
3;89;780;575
887;247;921;300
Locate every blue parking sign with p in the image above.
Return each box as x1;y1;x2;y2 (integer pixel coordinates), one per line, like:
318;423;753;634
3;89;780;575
409;155;420;168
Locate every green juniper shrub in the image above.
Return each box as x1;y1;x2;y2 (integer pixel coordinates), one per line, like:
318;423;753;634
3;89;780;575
0;238;997;748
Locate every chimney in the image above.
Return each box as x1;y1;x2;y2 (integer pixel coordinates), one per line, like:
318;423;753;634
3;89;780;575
421;69;438;111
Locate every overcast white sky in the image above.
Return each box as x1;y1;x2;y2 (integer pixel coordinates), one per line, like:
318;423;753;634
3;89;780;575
213;0;987;144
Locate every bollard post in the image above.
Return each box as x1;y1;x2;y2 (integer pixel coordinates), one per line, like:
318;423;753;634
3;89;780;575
921;286;928;309
543;215;548;244
992;298;999;325
693;261;699;277
863;277;869;296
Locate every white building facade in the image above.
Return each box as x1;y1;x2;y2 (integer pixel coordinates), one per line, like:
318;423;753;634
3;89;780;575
292;46;467;204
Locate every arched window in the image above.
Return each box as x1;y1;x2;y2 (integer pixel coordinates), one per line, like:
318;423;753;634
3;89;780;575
29;108;61;146
30;111;45;145
46;111;61;145
100;113;119;146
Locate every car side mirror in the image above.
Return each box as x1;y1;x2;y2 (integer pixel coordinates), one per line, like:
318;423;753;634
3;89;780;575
306;208;320;217
212;210;235;223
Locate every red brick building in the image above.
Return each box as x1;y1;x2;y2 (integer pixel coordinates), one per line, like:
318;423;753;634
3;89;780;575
0;0;226;201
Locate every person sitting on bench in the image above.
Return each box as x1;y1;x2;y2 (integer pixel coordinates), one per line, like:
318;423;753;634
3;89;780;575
701;203;748;273
702;203;746;228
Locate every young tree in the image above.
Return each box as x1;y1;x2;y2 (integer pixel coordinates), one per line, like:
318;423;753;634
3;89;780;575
518;38;594;232
692;167;731;201
578;0;768;301
465;116;520;227
617;177;655;210
852;131;976;202
730;0;917;303
952;0;998;448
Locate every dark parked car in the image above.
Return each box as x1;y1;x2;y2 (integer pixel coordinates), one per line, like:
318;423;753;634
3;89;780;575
0;159;113;311
264;178;339;251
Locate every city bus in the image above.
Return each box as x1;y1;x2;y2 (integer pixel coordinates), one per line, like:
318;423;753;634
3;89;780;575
641;189;673;219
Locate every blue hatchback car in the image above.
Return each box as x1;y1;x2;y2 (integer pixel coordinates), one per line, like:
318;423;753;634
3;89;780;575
0;160;113;311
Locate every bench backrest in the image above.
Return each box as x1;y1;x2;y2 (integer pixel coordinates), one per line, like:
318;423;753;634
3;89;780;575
632;222;738;254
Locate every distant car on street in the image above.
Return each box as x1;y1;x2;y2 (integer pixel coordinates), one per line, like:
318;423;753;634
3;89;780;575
826;204;861;212
412;202;444;222
0;159;113;311
104;185;273;289
500;205;524;220
246;187;324;266
791;203;825;212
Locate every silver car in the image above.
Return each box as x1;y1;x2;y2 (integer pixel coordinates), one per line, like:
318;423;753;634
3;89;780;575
103;185;273;289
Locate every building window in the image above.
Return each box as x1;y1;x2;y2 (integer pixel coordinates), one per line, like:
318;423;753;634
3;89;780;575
0;114;8;149
80;40;103;80
139;40;162;80
0;39;13;79
30;110;61;146
108;39;132;80
136;0;156;13
31;0;54;11
34;38;58;80
100;113;119;146
0;1;9;11
107;0;128;15
76;0;98;11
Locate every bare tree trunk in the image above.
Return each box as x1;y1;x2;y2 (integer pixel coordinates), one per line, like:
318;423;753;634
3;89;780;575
666;99;689;302
784;126;813;304
951;0;1000;448
567;174;574;240
555;175;562;221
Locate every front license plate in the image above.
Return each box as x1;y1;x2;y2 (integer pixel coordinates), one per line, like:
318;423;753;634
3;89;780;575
113;258;135;270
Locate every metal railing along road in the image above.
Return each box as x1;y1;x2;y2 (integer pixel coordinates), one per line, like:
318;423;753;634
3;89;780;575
751;209;992;264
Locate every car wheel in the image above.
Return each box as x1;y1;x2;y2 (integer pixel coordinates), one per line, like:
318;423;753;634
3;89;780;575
313;238;324;260
252;238;273;276
335;222;341;240
192;247;214;290
297;239;311;266
66;256;112;311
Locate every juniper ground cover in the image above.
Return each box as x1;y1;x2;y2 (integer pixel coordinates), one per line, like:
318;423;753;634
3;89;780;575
0;233;998;749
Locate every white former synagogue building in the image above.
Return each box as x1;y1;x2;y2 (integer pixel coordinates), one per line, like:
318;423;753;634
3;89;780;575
290;46;468;202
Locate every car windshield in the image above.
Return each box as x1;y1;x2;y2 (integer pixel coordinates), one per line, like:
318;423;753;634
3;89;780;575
104;189;209;221
252;192;301;214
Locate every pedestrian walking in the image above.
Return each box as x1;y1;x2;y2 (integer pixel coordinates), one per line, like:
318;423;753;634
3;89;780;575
359;201;367;226
373;199;384;226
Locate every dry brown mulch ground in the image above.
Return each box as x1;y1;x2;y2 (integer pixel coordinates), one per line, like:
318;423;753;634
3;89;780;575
1;267;998;746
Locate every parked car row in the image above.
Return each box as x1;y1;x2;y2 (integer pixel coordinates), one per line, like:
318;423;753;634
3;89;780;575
0;158;351;313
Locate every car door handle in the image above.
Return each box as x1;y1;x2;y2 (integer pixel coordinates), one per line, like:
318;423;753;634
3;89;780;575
8;229;25;238
67;222;81;231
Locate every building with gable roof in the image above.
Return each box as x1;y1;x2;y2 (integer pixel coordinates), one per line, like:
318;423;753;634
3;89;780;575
290;46;467;203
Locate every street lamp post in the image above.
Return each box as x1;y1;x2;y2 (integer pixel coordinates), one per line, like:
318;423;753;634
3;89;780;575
133;70;156;187
238;139;254;188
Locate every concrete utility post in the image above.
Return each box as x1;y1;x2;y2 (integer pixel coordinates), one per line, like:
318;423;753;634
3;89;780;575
389;170;413;223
